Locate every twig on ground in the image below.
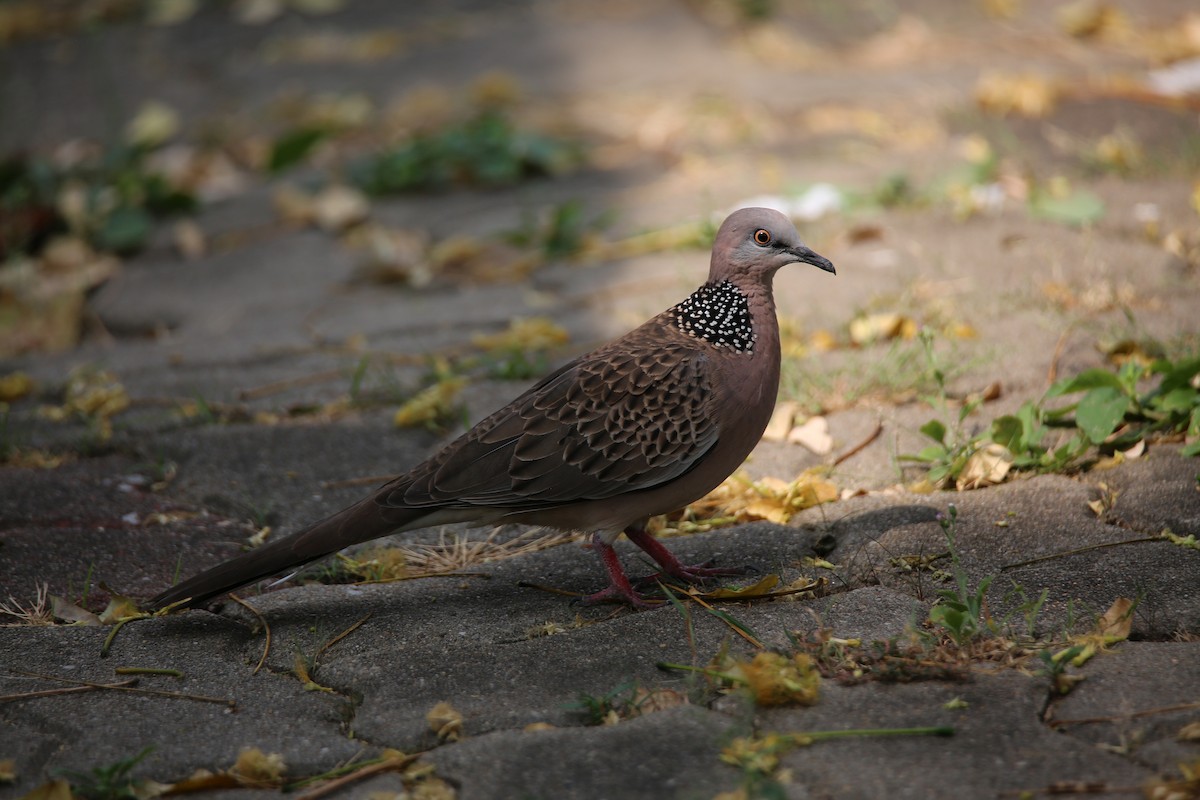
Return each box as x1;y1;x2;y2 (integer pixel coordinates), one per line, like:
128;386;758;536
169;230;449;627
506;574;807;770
229;594;272;675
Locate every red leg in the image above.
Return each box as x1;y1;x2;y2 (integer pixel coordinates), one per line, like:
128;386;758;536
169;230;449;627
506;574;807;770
581;532;661;608
624;525;742;583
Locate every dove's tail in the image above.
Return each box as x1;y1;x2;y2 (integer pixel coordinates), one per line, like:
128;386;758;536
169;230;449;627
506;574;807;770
149;495;426;610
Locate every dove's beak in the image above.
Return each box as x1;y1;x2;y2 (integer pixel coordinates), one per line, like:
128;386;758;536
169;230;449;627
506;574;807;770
789;245;836;275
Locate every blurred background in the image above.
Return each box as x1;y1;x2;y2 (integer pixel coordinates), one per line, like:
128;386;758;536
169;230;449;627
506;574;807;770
1;0;1199;601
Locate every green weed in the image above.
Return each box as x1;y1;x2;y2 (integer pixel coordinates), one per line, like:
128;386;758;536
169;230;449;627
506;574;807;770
1;146;195;259
504;199;612;261
569;681;642;726
59;746;154;800
904;350;1200;487
352;110;578;194
926;505;995;645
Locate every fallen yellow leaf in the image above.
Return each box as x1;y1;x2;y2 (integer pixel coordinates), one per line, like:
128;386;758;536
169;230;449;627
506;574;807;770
125;100;180;147
975;72;1059;118
393;377;466;428
731;652;820;707
0;371;33;401
427;700;464;742
699;573;781;599
231;747;287;785
471;317;569;354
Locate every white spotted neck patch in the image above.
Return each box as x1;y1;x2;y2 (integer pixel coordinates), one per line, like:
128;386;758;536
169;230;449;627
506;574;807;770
669;280;756;352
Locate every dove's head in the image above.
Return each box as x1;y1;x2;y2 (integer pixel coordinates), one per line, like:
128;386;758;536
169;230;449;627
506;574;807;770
709;207;835;283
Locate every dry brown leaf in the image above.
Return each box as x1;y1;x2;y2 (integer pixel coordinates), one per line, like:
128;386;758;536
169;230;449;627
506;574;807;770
762;401;797;442
427;701;463;742
164;770;241;794
147;0;199;26
345;224;433;287
1061;597;1134;668
1095;439;1146;472
174;219;207;260
849;312;917;345
410;775;457;800
853;15;933;67
975;72;1060;118
736;25;825;70
1057;0;1128;40
1178;722;1200;742
273;184;316;225
1096;597;1134;641
956;443;1013;490
0;248;118;356
234;0;283;24
470;71;522;109
15;779;72;800
49;595;101;626
429;236;538;284
1140;12;1200;65
313;184;370;233
788;416;832;455
385;85;458;135
146;145;249;203
629;687;688;716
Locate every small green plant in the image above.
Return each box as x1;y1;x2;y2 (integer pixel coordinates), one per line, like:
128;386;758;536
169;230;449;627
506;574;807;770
1045;356;1200;456
871;171;924;209
895;329;987;483
927;505;995;645
1008;584;1051;639
1036;644;1087;695
904;352;1200;487
568;681;641;726
504;199;612;261
267;127;331;173
60;746;154;800
1;146;195;259
347;356;408;407
352;110;578;194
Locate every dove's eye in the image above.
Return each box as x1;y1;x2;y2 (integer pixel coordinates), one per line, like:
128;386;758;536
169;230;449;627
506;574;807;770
753;229;772;246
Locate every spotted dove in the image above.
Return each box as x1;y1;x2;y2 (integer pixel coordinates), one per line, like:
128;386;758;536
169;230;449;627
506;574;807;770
150;207;835;610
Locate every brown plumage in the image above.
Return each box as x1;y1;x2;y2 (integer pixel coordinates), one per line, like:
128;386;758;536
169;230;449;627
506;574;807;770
150;207;834;610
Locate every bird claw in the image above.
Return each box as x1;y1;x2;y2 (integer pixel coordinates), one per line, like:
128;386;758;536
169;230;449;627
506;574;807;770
634;560;745;586
578;585;664;609
585;531;747;609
